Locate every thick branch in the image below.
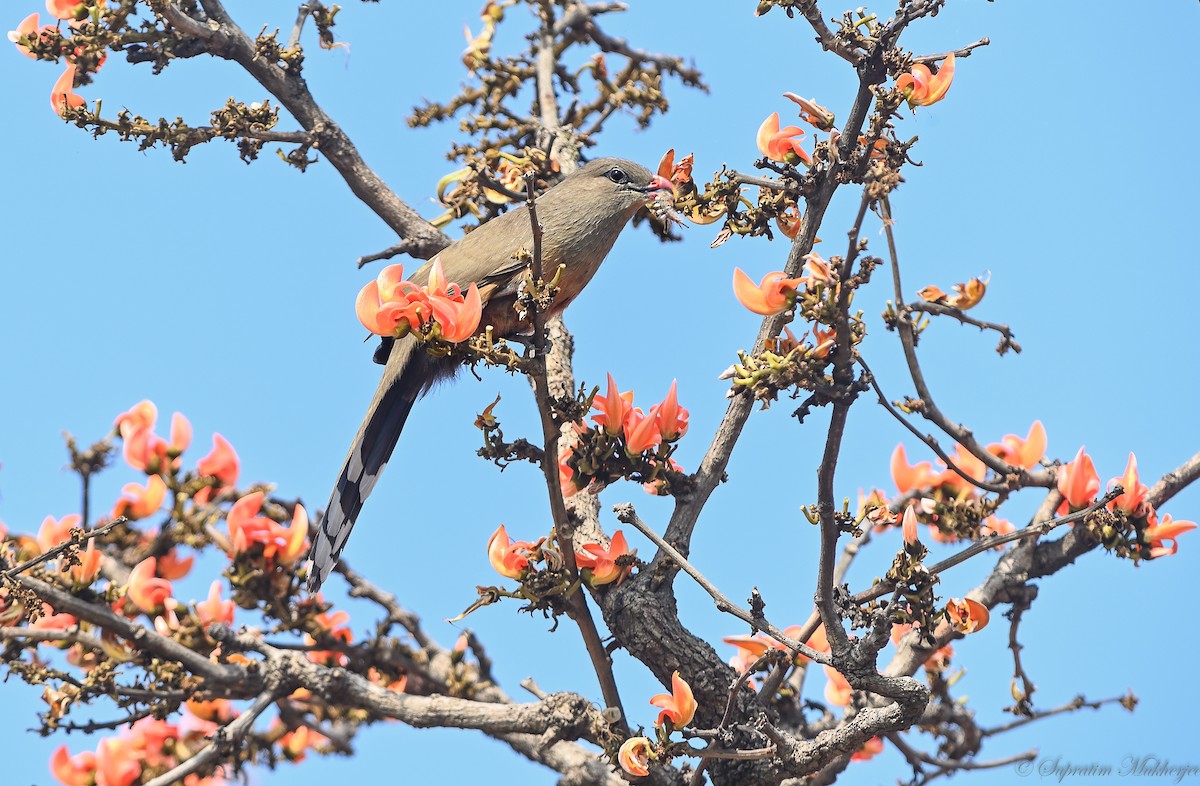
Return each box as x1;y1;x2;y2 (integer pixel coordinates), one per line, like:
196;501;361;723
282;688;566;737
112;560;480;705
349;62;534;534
159;0;450;259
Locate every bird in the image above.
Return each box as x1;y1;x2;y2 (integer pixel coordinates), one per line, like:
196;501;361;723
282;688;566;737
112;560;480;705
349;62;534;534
307;157;673;592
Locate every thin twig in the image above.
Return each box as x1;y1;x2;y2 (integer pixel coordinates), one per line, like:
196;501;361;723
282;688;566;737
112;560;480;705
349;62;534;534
163;0;451;257
7;572;244;685
814;188;873;655
522;171;626;728
906;301;1016;342
614;504;829;665
858;355;1009;493
0;517;124;579
911;37;990;64
286;2;311;51
879;195;1033;481
982;692;1132;737
851;489;1123;606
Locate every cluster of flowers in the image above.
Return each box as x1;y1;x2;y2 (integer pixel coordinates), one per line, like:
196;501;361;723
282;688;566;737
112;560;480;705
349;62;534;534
51;710;234;786
354;258;482;343
756;55;955;172
886;421;1194;558
9;0;106;114
558;374;689;497
732;251;833;318
50;696;339;786
886;422;1039;546
617;671;698;777
488;524;636;588
0;399;383;785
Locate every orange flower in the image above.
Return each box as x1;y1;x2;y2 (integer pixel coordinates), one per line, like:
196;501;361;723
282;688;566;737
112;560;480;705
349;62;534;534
642;456;685;496
803;252;833;285
782;92;835;130
185;697;238;723
276;504;310;564
96;737;141;786
655;380;689;441
356;259;482;342
156;547;194;580
167;412;192;455
918;273;987;309
988;421;1046;469
114;400;157;437
368;666;408;693
851;736;884;762
126;716;179;767
945;597;989;633
723;634;770;673
656;148;694;193
650;670;696;729
1056;447;1100;513
979;515;1014;545
425;258;483;342
811;324;835;358
31;605;77;631
121;426;161;473
51;64;85;115
194;433;239;504
226;492;308;565
776;205;803;239
726;623;828;672
901;505;919;546
558;445;581;498
623;406;663;455
890;444;938;494
575;530;635;586
617;736;653;777
68;540;104;586
950;275;987;309
1108;453;1149;516
917;284;948;304
591;373;634;435
356;263;431;337
279;724;328;762
47;0;84;20
823;665;852;706
37;513;81;554
8;13;45;58
113;403;190;474
732;268;804;316
195;580;235;627
112;474;167;520
756;112;811;165
924;643;954;673
50;746;96;786
933;444;988;495
896;53;955;107
305;604;353;666
1145;513;1196;559
487;524;535;579
126;557;173;614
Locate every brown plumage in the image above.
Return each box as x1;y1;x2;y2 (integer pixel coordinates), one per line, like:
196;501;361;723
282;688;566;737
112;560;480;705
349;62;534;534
307;157;671;591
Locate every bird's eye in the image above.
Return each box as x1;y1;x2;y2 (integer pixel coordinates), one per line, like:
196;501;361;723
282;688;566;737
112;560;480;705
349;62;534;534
606;167;628;184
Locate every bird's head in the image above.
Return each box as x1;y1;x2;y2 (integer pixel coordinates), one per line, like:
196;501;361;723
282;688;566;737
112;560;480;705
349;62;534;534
557;157;674;218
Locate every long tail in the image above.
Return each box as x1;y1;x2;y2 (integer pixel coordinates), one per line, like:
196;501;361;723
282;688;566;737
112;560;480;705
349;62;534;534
308;338;431;592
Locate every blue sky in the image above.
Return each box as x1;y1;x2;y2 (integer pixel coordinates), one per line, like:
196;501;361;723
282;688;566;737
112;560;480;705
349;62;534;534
2;1;1198;784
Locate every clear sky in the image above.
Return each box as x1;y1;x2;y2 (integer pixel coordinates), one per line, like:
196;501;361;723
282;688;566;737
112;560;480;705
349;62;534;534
2;2;1198;784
